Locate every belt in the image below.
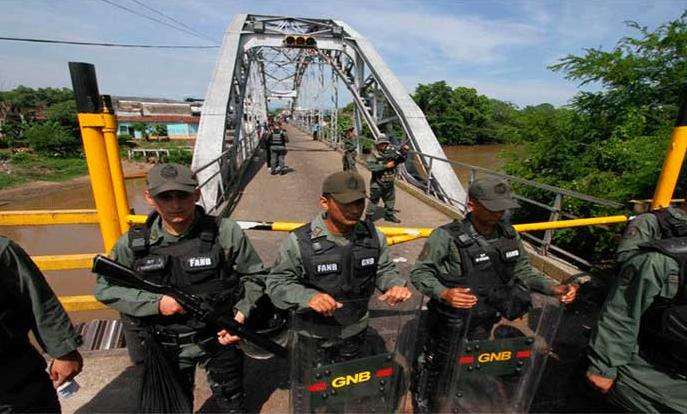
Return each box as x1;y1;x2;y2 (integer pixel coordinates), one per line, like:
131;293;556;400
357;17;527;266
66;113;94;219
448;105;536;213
155;330;213;348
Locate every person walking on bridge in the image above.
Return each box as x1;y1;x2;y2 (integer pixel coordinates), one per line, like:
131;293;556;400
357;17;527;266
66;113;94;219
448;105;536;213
94;163;267;413
0;236;83;412
586;202;687;413
409;176;577;413
342;127;358;172
365;134;407;223
267;122;289;175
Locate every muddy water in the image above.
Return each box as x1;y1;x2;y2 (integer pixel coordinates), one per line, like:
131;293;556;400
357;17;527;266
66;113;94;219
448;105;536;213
0;178;153;323
442;144;520;184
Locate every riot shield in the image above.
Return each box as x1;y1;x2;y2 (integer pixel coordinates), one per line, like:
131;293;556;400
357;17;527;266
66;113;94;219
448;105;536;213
289;297;420;413
436;290;563;413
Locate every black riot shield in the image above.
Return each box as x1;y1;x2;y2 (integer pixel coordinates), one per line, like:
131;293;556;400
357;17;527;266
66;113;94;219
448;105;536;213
435;290;563;413
289;297;420;413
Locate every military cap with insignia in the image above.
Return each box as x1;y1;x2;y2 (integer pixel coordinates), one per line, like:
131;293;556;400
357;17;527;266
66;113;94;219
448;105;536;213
146;163;198;197
468;176;520;211
322;171;367;204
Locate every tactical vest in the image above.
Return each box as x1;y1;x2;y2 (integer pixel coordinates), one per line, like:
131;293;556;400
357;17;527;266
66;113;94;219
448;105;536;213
129;208;240;334
295;220;380;326
371;151;397;185
269;130;286;146
430;218;530;322
637;216;687;372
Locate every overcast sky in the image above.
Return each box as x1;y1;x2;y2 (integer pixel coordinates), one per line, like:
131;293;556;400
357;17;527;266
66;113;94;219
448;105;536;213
1;0;684;107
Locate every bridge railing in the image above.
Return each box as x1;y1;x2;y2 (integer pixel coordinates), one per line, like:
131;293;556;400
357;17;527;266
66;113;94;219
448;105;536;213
292;120;629;267
410;152;627;267
194;122;262;214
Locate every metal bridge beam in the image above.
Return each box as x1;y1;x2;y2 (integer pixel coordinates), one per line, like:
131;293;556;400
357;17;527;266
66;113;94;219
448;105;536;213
194;14;467;212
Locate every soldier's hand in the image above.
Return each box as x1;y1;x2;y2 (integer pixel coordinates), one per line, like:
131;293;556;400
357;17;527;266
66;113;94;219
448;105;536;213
441;288;478;309
552;284;578;304
586;371;614;394
217;311;244;345
49;350;83;388
308;293;343;316
378;286;412;305
158;295;186;316
386;161;396;168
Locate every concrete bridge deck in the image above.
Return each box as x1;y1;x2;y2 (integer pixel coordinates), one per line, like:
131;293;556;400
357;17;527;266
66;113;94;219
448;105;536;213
61;125;453;413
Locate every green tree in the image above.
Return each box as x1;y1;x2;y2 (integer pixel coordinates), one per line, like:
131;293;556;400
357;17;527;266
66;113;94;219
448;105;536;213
46;100;78;136
413;82;502;145
24;121;79;155
505;13;687;260
131;122;151;140
153;123;168;138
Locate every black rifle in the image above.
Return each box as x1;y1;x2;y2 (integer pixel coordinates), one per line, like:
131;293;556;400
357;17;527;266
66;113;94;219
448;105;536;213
383;143;409;164
92;254;287;357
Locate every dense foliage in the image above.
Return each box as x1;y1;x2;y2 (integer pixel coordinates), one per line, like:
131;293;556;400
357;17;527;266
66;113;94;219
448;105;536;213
409;14;687;260
507;14;687;259
0;86;80;154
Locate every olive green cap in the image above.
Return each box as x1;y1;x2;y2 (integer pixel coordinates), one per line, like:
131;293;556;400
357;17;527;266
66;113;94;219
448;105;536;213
468;177;520;211
322;171;367;203
146;163;198;197
376;133;390;145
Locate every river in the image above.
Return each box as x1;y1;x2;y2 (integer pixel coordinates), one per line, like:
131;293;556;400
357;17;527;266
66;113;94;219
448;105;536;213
1;144;511;323
1;178;152;323
442;144;518;184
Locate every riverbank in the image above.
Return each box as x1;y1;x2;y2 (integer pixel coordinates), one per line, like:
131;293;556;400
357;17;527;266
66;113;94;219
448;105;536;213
0;160;151;205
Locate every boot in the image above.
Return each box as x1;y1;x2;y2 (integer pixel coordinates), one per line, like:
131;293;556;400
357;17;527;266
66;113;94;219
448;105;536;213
384;214;401;223
209;390;246;414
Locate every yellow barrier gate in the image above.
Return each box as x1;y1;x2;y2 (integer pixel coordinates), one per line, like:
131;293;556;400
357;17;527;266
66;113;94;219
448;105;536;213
2;63;685;312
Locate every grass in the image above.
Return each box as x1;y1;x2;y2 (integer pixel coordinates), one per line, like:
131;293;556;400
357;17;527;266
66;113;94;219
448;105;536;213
0;152;88;190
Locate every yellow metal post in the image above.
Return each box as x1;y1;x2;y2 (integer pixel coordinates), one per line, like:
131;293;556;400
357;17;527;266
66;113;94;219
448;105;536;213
78;113;122;251
102;98;131;233
652;96;687;209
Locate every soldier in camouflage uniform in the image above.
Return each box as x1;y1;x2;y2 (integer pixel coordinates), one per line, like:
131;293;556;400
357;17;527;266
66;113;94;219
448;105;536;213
410;177;577;413
267;122;289;175
0;236;83;412
266;171;411;366
365;134;407;224
95;163;266;413
342;127;357;172
586;204;687;413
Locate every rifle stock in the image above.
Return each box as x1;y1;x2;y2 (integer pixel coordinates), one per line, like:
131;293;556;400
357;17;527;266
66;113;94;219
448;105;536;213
92;255;287;357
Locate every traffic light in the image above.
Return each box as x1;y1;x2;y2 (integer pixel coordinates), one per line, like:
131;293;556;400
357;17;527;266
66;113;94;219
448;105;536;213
283;35;317;48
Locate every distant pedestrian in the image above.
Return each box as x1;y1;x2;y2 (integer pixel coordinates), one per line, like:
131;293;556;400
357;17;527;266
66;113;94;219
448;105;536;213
267;122;289;175
342;127;357;172
312;121;320;141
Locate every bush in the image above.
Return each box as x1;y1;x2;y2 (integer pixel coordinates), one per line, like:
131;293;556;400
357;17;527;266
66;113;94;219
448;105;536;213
118;133;133;146
24;121;79;155
167;147;192;166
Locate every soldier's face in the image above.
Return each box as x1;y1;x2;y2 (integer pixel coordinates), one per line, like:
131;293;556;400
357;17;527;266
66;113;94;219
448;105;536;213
321;196;365;227
145;189;200;228
468;199;504;229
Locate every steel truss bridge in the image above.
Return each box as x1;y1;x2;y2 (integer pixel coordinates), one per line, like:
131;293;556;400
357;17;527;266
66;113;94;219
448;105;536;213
192;14;467;213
